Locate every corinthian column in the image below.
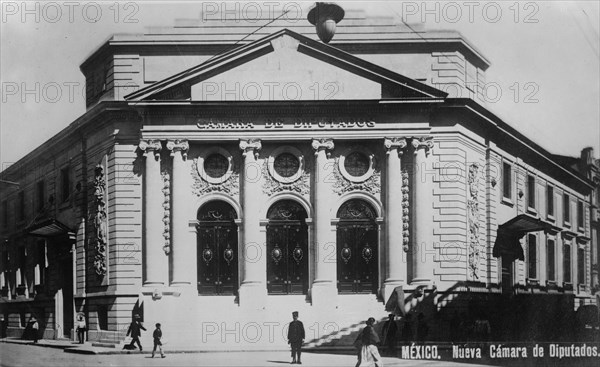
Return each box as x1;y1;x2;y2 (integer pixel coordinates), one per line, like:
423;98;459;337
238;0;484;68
311;138;336;307
139;140;166;286
383;137;407;301
238;139;266;307
167;139;192;287
411;137;435;285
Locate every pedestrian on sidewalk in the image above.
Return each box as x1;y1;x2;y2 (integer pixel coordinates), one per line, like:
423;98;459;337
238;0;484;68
30;316;39;344
76;313;86;344
288;311;305;364
126;314;146;351
355;317;383;367
151;323;165;358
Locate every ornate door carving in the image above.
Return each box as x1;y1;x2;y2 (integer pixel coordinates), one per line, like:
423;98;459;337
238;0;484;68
336;199;379;294
266;200;309;294
197;201;238;295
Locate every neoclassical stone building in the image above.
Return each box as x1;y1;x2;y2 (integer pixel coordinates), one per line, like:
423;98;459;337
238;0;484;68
0;7;598;348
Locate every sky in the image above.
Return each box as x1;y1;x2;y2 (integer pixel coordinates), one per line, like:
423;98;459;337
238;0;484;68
1;0;599;171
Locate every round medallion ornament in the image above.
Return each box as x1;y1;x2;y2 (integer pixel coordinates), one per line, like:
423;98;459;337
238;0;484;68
292;244;304;264
223;246;234;265
362;244;373;263
202;248;213;264
341;244;352;264
271;244;283;264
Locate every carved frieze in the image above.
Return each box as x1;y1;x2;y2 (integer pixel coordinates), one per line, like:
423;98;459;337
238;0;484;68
161;164;171;255
262;158;310;196
92;164;107;276
191;158;240;196
402;169;410;252
467;163;481;280
332;156;381;195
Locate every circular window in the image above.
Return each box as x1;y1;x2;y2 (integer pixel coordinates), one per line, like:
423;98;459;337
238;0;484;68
197;147;234;184
338;147;375;183
274;153;300;178
268;146;304;184
344;151;370;177
204;154;229;178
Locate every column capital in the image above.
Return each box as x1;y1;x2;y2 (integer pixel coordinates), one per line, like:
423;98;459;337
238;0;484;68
384;137;407;154
167;139;189;159
239;139;261;157
139;139;162;158
311;138;334;153
411;137;434;155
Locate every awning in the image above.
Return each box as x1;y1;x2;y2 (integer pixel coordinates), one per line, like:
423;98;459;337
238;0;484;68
498;214;560;233
493;214;560;260
26;218;75;239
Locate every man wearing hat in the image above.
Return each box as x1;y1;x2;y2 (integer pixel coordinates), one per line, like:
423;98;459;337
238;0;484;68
288;311;305;364
126;314;146;351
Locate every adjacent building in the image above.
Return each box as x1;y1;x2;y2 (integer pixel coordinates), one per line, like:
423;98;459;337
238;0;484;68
0;6;597;348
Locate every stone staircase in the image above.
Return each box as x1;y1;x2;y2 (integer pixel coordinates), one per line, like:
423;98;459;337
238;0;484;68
141;292;388;350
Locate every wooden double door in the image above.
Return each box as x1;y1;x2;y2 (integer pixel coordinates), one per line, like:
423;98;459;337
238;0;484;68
197;201;238;295
266;200;309;295
336;199;379;294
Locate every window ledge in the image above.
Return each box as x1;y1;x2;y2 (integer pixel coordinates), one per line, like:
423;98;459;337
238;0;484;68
563;220;571;228
526;278;540;286
526;207;538;216
501;197;514;207
546;214;555;222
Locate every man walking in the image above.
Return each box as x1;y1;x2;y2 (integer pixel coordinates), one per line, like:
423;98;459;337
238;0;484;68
126;314;146;351
288;311;305;364
151;323;165;358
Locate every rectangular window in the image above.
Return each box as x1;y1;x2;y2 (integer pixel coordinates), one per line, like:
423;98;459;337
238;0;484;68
36;241;46;286
527;175;536;209
528;234;537;279
547;186;554;217
18;247;26;286
563;244;571;283
546;239;555;281
36;181;45;212
1;201;7;228
563;194;570;224
577;248;585;285
577;201;584;229
503;162;512;199
60;167;71;202
17;191;25;221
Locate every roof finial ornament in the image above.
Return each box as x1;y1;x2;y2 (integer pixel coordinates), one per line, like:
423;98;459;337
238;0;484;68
307;2;345;43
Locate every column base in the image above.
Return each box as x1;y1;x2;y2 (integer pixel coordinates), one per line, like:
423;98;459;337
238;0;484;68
382;281;404;304
410;278;432;286
238;283;267;309
310;281;337;308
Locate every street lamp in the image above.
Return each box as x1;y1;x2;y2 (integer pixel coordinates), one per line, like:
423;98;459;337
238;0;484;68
307;2;345;44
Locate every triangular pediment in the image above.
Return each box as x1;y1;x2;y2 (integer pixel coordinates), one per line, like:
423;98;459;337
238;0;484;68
125;29;446;102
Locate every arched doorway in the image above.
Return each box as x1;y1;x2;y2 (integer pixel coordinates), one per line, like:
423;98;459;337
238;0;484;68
197;200;238;295
266;200;309;294
336;199;379;294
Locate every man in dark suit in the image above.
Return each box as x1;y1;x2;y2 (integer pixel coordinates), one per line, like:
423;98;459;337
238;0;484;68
126;314;147;351
288;311;305;364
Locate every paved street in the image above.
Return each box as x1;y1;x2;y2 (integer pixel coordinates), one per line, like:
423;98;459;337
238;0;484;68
0;343;493;367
